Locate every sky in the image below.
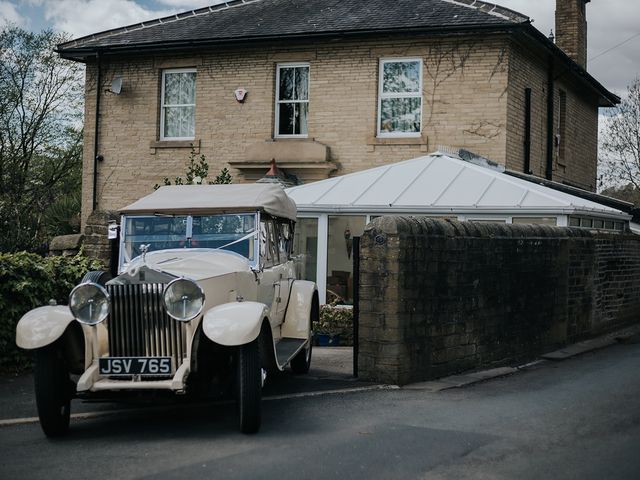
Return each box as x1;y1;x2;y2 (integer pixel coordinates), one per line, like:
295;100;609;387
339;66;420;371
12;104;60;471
1;0;638;97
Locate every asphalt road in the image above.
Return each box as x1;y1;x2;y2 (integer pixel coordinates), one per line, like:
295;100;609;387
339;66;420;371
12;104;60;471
1;342;640;479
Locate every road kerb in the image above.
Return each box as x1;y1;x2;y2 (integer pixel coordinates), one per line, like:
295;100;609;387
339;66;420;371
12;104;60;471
404;324;640;392
403;367;517;392
0;384;396;428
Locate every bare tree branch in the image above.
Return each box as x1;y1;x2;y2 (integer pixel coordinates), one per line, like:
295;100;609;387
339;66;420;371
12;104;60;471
599;77;640;195
0;27;84;252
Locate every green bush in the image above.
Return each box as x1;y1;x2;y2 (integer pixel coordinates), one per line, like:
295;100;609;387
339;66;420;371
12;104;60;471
0;251;103;373
314;305;353;346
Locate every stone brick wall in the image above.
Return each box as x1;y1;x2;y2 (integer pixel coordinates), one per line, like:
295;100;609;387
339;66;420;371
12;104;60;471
80;32;599;226
505;40;599;191
359;217;640;385
83;210;119;267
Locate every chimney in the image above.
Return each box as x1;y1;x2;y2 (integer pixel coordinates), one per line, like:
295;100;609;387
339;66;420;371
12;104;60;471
555;0;590;68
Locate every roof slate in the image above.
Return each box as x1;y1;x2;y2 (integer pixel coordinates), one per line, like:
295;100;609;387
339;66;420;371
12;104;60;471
56;0;618;106
58;0;528;51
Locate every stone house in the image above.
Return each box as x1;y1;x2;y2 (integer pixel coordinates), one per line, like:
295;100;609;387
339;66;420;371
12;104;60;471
56;0;618;228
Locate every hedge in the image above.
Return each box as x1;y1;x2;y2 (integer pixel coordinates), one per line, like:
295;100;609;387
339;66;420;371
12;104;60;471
0;251;102;372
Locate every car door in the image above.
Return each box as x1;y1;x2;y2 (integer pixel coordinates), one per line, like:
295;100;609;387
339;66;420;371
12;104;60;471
274;220;295;320
257;218;284;340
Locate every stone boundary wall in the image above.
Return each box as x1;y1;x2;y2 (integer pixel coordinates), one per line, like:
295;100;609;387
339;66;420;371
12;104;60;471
83;210;119;266
358;217;640;385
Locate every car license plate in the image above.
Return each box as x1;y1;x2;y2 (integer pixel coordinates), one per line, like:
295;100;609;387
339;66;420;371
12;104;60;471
99;357;173;376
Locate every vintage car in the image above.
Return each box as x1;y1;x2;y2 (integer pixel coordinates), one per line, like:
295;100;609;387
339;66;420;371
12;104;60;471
16;184;318;436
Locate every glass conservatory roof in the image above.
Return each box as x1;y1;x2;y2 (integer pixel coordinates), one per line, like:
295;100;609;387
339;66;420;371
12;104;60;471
286;152;630;221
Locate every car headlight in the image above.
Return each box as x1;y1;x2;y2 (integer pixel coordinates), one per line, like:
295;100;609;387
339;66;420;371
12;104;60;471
69;283;110;325
163;278;205;322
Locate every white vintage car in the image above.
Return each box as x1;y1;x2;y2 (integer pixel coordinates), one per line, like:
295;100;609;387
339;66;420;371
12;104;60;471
16;184;318;436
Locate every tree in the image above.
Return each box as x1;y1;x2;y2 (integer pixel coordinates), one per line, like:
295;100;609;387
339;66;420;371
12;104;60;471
599;77;640;197
0;27;84;253
600;183;640;205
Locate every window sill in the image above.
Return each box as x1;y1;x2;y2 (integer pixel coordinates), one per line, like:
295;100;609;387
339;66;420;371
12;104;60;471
149;139;200;150
273;136;310;141
367;136;428;146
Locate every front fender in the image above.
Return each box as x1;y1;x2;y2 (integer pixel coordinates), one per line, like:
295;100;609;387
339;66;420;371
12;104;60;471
16;305;76;350
202;301;269;346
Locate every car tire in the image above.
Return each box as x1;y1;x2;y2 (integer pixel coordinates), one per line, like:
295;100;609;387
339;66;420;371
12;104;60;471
290;295;318;374
34;344;72;437
290;339;312;374
236;340;261;434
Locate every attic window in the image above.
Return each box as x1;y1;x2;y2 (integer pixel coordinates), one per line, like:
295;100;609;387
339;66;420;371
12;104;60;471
160;68;196;140
378;58;422;137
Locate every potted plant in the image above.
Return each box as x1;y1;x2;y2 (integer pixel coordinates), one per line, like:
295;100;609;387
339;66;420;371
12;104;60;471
313;305;353;346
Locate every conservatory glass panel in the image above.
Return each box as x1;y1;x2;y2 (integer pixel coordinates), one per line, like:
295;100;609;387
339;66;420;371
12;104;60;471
326;216;366;305
293;218;318;282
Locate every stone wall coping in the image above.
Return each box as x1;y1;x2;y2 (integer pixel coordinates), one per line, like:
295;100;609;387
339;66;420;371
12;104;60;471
49;234;84;251
366;216;594;239
86;210;120;224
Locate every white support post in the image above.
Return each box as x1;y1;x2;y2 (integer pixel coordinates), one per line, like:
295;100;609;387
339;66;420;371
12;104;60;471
316;214;329;305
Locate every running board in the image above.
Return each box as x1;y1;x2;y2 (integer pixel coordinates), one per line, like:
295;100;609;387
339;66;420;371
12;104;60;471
275;338;306;367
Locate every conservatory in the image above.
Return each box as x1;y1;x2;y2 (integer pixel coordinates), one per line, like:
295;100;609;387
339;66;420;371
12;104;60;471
286;152;631;305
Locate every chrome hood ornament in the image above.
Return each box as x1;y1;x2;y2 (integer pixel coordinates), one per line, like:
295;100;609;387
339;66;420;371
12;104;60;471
140;244;151;264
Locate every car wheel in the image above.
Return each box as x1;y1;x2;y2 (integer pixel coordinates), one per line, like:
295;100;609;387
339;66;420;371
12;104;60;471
236;340;261;434
290;295;318;374
34;344;72;437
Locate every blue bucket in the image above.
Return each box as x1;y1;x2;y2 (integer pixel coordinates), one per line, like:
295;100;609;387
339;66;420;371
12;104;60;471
315;334;341;347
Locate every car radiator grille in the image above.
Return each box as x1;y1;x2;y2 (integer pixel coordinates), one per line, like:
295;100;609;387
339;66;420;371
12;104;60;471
106;283;186;365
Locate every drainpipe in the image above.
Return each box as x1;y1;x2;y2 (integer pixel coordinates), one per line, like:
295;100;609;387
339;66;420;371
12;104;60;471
524;88;532;175
93;51;102;211
545;57;554;181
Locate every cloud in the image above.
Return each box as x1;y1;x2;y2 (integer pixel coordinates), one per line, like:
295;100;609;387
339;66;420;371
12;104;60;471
31;0;638;96
39;0;175;38
585;1;640;96
499;0;639;96
492;0;554;33
0;1;26;28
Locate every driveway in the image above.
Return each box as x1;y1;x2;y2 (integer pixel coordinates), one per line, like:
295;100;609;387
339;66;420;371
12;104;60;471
2;342;640;479
0;346;360;422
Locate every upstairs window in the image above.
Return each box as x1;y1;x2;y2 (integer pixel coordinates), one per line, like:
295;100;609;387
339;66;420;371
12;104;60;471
378;58;422;137
276;64;309;137
161;68;196;140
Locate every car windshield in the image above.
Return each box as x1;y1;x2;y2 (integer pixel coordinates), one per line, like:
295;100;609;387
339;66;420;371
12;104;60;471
121;213;257;265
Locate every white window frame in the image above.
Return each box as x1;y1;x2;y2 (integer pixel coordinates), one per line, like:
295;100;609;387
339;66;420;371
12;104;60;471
377;58;423;138
160;68;197;141
457;215;509;224
275;63;310;138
